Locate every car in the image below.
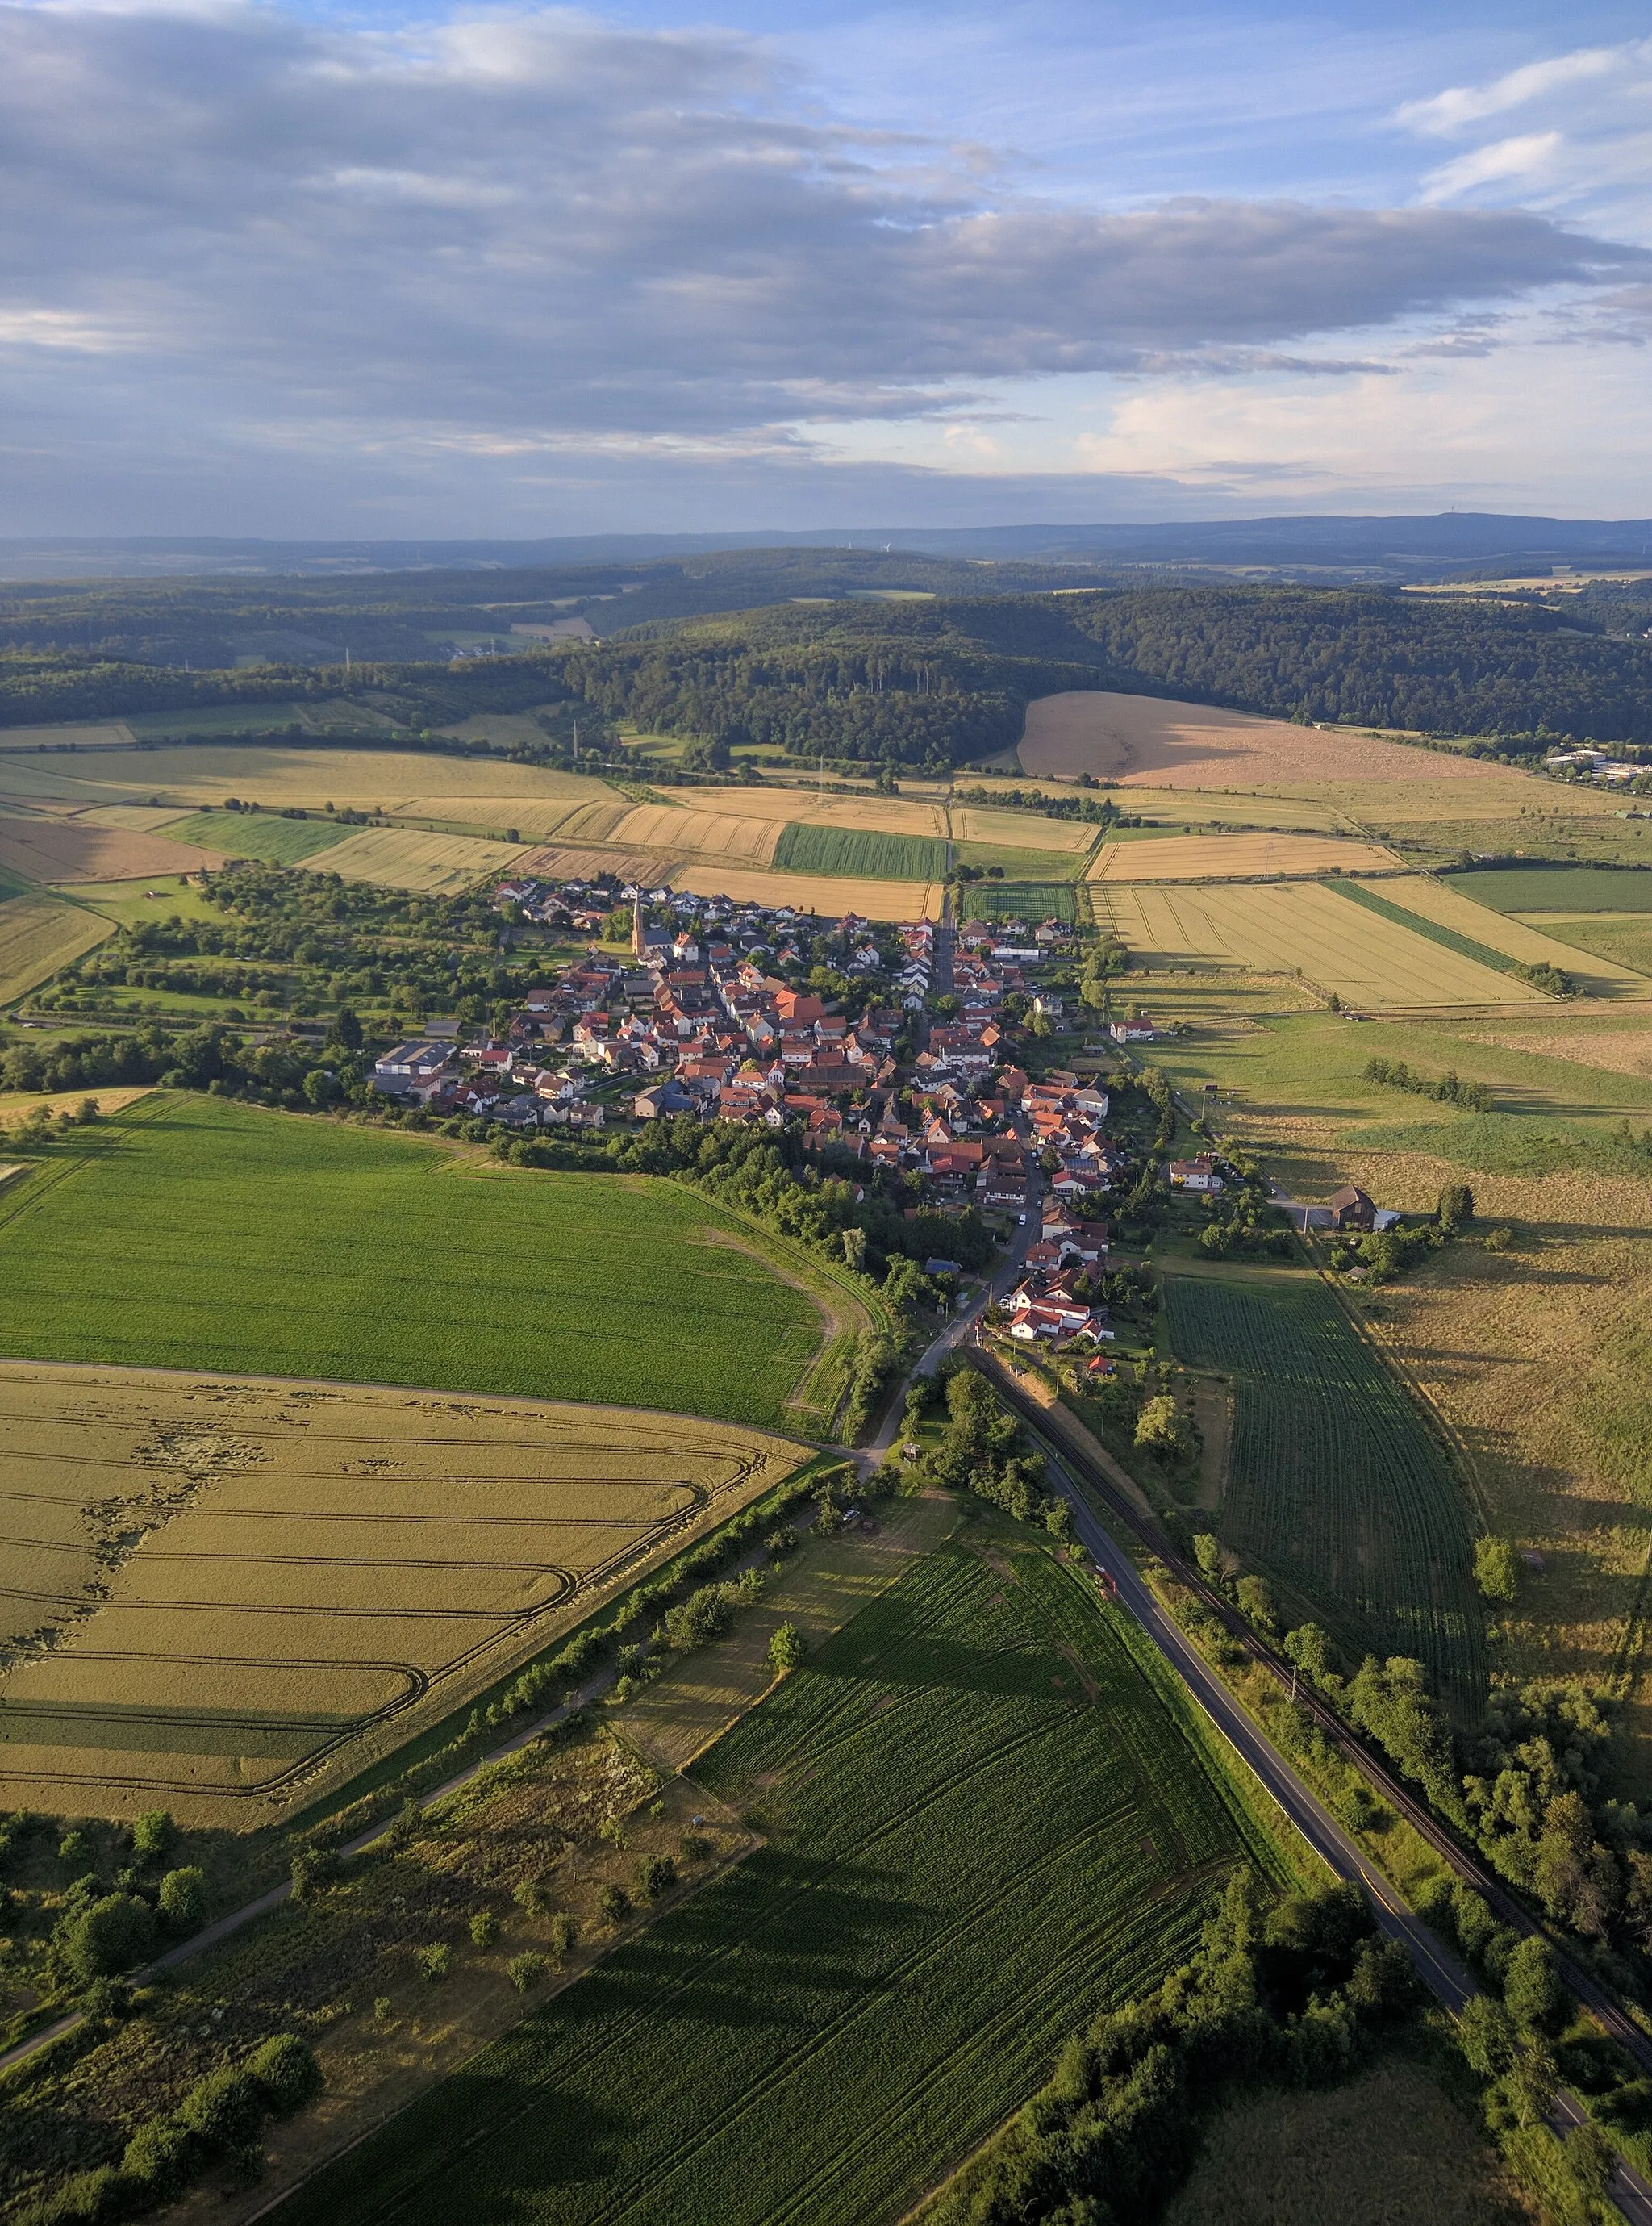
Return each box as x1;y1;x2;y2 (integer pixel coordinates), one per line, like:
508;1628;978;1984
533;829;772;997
1018;1213;1027;1226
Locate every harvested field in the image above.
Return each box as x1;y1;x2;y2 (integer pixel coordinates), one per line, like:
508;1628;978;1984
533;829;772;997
0;1096;840;1430
165;809;353;864
398;794;611;841
1455;1019;1652;1080
665;787;949;838
282;1536;1274;2226
0;747;619;815
301;826;529;892
515;843;690;887
0;815;219;883
772;822;949;879
1371;875;1652;996
669;860;941;920
1164;1269;1484;1719
0;1085;152;1126
0;723;136;752
1101;881;1540;1007
0;1362;799;1821
73;804;192;833
949;807;1099;852
1018;691;1509;792
0;894;115;1004
539;796;635;846
1088;830;1403;883
613;802;784;864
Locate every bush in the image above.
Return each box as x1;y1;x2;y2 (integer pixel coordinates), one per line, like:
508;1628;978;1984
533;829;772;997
245;2032;323;2117
131;1810;177;1865
469;1909;501;1950
507;1952;549;1993
178;2064;262;2153
122;2115;197;2199
681;1832;713;1865
157;1865;207;1932
547;1912;580;1968
290;1847;344;1902
1473;1535;1521;1603
60;1893;154;1982
664;1585;734;1652
599;1884;632;1927
415;1942;450;1984
635;1854;676;1904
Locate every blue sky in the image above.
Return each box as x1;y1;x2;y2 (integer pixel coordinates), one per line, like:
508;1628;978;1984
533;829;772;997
2;0;1649;535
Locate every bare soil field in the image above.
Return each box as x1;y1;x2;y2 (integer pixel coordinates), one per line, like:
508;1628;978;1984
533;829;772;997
0;816;220;883
300;827;530;893
1018;691;1511;792
1088;830;1404;883
0;1363;801;1824
669;860;941;921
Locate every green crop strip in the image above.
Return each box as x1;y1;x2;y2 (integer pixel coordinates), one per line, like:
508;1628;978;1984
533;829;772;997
1325;878;1516;976
772;823;949;880
167;809;355;864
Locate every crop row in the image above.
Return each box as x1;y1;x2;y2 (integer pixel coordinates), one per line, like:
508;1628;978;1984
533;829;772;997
277;1542;1251;2226
1166;1275;1484;1719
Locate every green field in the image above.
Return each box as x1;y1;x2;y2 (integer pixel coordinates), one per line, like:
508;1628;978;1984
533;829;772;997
952;840;1086;883
773;822;949;880
274;1538;1271;2226
165;808;353;863
1326;879;1519;978
1164;1272;1484;1720
1441;866;1652;914
960;880;1079;924
0;1097;829;1428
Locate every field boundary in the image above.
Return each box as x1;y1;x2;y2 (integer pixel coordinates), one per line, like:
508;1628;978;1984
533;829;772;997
1325;876;1526;981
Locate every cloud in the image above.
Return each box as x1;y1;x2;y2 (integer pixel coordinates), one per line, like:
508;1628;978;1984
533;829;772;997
1396;46;1633;137
0;0;1643;466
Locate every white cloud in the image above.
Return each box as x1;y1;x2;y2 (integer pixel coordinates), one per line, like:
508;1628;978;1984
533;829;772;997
1397;46;1633;137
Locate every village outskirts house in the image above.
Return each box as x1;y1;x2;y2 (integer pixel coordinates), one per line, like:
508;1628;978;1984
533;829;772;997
370;1041;453;1101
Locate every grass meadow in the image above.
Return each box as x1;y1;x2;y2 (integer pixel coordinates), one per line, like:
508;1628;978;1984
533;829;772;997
273;1535;1275;2226
1442;866;1652;914
0;1096;829;1428
1164;1270;1485;1721
0;892;114;1003
165;808;354;863
960;881;1080;925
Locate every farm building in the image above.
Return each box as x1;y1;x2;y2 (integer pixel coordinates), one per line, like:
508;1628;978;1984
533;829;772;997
1328;1184;1377;1231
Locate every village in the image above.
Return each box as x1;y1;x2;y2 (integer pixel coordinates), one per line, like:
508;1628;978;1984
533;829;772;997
360;871;1212;1359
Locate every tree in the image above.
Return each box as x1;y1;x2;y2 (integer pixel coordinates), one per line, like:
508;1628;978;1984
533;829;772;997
768;1621;806;1674
131;1810;176;1864
1473;1535;1521;1604
61;1892;154;1982
665;1585;733;1652
635;1854;676;1903
1192;1533;1224;1588
1457;1994;1518;2078
1437;1182;1475;1231
246;2034;323;2117
1044;1498;1078;1546
1503;1934;1566;2032
179;2063;263;2152
508;1952;549;1992
599;1884;632;1927
1234;1575;1279;1637
1134;1395;1188;1459
158;1865;208;1932
546;1912;579;1968
333;1005;364;1050
469;1910;500;1949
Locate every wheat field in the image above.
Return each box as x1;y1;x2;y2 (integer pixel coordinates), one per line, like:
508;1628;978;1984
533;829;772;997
1374;875;1652;996
1087;830;1404;883
0;1364;801;1823
611;803;786;864
670;860;941;920
301;827;531;892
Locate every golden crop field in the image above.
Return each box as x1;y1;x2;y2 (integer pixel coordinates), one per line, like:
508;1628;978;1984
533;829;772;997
949;806;1098;853
302;827;531;892
1100;880;1545;1007
670;860;941;921
0;895;115;1003
0;814;218;885
394;794;609;840
515;842;689;886
611;802;785;865
1087;830;1404;883
0;1364;802;1823
687;786;949;838
0;747;620;815
1379;875;1652;996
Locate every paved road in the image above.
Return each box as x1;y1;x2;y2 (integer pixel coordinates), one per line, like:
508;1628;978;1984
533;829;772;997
979;1357;1652;2225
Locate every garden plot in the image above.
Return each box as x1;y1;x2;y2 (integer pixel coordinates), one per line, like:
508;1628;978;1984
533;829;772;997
0;1364;799;1822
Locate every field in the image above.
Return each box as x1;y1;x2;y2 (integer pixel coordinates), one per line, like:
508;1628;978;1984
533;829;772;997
772;822;949;879
1159;2053;1526;2226
665;787;950;838
668;860;942;920
0;814;219;883
0;892;115;1003
53;879;226;929
1357;873;1652;995
165;808;354;863
1018;691;1511;793
1527;913;1652;976
1094;880;1541;1006
961;881;1080;925
1088;830;1404;883
0;1097;841;1429
1442;866;1652;914
1163;1270;1485;1719
949;806;1099;852
276;1536;1274;2226
122;701;390;738
300;826;530;892
0;1364;799;1822
74;803;193;833
0;746;624;815
613;802;784;865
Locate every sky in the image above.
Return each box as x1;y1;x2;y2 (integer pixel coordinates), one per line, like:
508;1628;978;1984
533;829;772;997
3;0;1652;536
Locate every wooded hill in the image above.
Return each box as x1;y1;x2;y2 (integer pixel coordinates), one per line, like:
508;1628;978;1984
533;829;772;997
5;581;1652;759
